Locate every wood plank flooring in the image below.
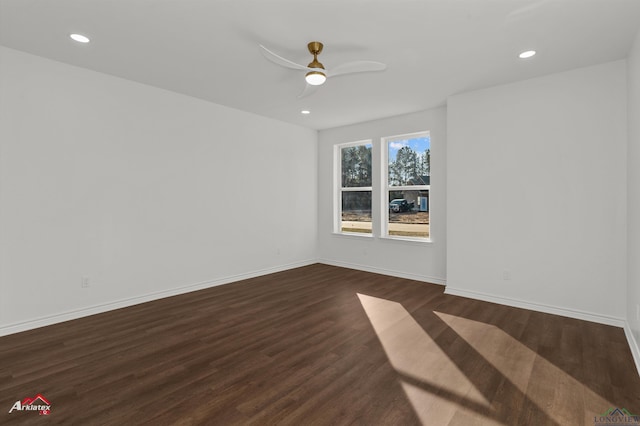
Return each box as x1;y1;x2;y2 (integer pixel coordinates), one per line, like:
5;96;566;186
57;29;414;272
1;264;639;425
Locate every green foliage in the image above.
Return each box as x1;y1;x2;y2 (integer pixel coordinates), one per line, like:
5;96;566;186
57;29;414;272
341;145;372;187
422;148;430;176
389;147;430;186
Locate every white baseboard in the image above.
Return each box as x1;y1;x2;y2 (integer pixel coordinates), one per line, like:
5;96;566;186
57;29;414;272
318;258;446;285
444;286;626;328
624;322;640;377
0;259;316;337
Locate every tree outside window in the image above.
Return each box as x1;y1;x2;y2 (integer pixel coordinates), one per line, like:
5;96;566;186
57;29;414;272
337;142;372;234
385;133;430;239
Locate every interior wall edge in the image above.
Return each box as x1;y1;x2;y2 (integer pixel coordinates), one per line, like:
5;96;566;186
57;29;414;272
0;259;317;337
624;322;640;377
318;258;446;285
444;286;626;328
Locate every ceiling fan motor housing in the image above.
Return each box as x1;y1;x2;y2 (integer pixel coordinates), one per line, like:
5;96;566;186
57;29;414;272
307;41;325;69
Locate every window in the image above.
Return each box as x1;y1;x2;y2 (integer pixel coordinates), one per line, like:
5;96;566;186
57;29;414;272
336;141;372;235
383;132;430;240
334;132;431;241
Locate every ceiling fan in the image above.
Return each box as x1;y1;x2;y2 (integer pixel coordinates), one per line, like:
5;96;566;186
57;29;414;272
259;41;387;98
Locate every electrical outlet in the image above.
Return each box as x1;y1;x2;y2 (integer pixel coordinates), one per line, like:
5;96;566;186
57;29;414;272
502;270;511;280
636;304;640;321
81;276;90;288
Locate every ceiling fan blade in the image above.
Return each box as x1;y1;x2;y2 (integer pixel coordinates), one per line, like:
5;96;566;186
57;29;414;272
259;44;310;71
297;83;319;99
505;0;555;23
328;61;387;78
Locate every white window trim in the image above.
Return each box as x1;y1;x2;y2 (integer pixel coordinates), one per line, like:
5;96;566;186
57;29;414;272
334;140;373;236
381;131;431;242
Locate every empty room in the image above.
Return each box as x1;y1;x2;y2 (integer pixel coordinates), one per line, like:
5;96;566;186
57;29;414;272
2;0;640;424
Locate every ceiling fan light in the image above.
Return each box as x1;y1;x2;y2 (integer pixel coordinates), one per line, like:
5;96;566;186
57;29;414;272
519;50;536;59
305;71;326;86
70;33;90;43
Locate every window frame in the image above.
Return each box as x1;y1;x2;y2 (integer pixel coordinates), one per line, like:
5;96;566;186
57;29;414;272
381;131;431;242
334;140;373;236
332;132;432;243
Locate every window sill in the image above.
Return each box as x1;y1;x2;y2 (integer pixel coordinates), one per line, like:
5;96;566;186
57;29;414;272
332;232;374;239
331;232;432;245
380;235;433;245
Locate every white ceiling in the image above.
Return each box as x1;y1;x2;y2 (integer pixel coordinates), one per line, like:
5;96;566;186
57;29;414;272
2;0;640;130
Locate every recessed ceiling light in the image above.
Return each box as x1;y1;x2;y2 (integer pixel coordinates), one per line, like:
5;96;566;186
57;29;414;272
70;34;90;43
301;110;311;115
519;50;536;59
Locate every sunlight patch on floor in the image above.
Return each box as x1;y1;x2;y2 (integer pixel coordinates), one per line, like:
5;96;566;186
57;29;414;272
357;293;495;425
434;311;613;425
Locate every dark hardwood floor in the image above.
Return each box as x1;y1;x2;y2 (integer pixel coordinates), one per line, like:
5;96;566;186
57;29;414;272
1;264;639;425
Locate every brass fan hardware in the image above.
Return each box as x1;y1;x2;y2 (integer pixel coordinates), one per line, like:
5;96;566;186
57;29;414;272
305;41;326;85
306;41;325;69
259;41;387;97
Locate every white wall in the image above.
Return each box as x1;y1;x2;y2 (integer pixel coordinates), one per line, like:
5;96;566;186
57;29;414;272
446;60;627;325
317;108;447;284
627;30;640;365
0;47;318;334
